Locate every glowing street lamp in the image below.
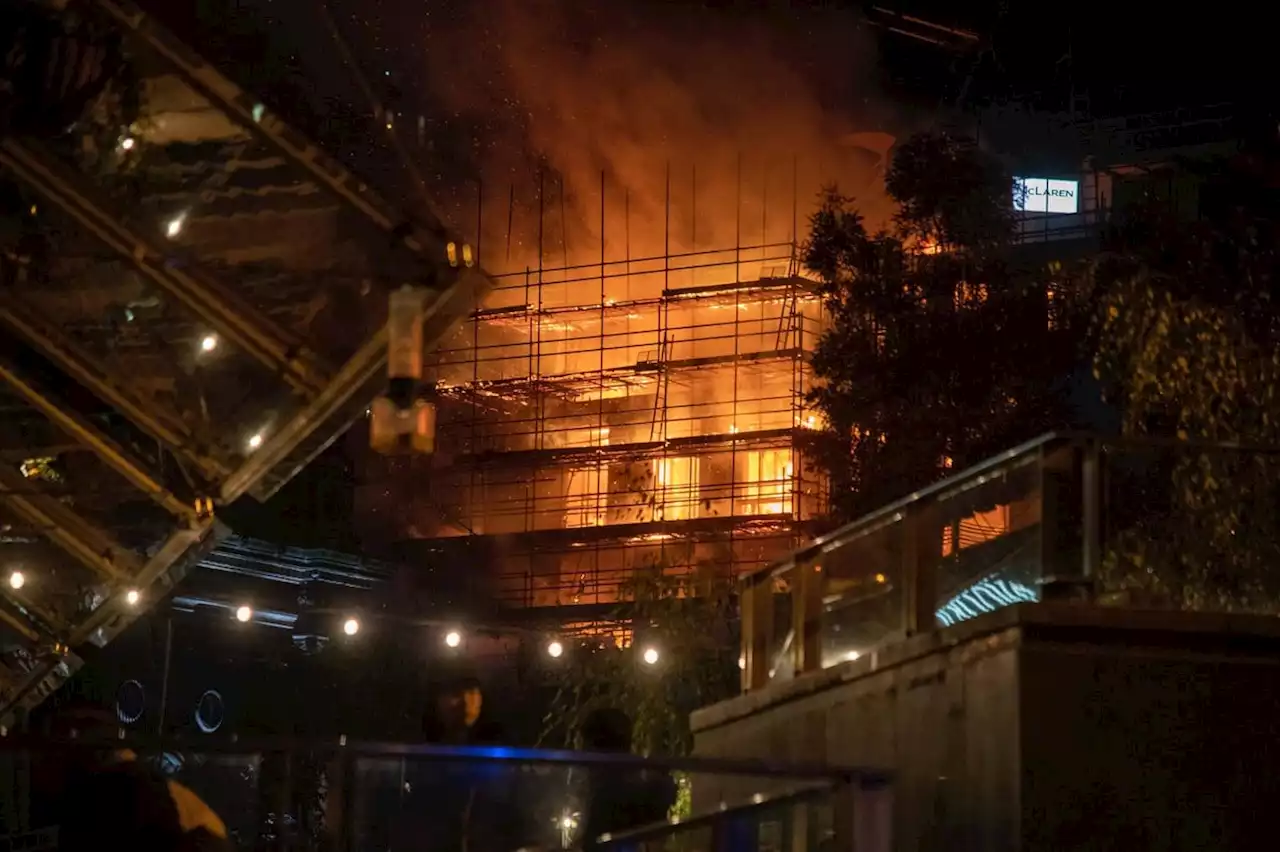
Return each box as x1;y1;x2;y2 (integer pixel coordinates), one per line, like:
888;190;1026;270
235;605;253;623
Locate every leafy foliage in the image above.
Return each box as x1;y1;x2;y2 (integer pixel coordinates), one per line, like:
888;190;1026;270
804;132;1084;520
542;557;738;757
1091;156;1280;610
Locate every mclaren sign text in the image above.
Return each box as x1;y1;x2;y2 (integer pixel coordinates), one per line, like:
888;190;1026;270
1013;177;1080;215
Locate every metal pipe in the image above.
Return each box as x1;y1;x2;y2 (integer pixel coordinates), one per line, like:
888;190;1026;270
0;296;228;480
0;139;330;396
0;357;195;520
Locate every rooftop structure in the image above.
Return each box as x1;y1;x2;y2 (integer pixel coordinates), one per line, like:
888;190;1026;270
0;0;486;719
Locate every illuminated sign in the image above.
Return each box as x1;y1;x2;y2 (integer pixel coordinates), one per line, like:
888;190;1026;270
1013;177;1079;215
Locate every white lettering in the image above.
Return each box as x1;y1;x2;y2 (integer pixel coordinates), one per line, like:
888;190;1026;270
1013;177;1079;214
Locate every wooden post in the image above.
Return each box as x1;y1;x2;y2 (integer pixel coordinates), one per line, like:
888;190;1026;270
903;505;938;636
791;558;824;675
741;574;775;691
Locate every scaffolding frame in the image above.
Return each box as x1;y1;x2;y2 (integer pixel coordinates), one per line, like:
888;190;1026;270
360;163;833;608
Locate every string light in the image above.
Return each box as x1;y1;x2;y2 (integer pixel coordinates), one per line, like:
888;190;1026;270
641;646;659;666
7;570;24;590
444;630;462;648
343;617;360;636
234;605;253;623
200;334;218;353
247;433;264;451
165;214;185;238
546;639;564;658
125;588;141;606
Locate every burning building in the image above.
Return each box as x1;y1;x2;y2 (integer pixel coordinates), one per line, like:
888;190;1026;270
354;165;851;613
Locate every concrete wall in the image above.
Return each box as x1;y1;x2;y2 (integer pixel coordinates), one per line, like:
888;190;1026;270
692;604;1280;851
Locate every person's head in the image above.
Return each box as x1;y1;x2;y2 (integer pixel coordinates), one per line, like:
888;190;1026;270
438;677;483;728
579;707;633;753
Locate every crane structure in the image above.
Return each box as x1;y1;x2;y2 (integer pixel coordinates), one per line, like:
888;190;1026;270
0;0;488;721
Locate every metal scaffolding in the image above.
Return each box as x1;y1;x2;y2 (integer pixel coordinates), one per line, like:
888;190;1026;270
359;166;833;608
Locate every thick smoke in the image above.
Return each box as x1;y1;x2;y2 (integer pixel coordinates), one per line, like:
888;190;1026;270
417;0;898;274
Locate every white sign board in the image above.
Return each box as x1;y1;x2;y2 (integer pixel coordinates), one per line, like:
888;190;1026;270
1013;177;1079;214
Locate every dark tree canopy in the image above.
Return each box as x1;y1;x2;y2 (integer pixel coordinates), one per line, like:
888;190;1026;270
804;131;1084;520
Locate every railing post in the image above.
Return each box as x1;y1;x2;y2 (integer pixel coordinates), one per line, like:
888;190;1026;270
741;573;775;691
791;558;823;676
903;504;938;636
1081;438;1102;580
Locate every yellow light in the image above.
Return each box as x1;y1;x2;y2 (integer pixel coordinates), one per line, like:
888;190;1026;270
546;639;564;658
200;334;218;353
125;588;141;606
343;617;360;636
444;630;461;648
165;215;185;238
875;573;886;584
247;433;264;451
642;646;659;665
119;136;135;151
8;570;24;590
235;605;252;623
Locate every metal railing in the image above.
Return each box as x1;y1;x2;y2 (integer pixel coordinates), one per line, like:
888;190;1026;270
739;432;1280;690
0;735;891;852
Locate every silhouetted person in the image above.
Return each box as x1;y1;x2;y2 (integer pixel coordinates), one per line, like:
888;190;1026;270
397;678;516;851
422;676;504;745
578;708;676;849
30;700;231;852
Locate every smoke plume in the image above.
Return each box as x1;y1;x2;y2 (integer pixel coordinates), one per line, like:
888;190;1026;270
416;0;899;275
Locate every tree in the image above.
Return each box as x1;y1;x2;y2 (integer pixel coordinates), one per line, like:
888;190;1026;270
1090;148;1280;610
541;554;738;758
804;132;1085;520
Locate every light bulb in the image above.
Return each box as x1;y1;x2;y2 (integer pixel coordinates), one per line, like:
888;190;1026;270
200;334;218;353
247;433;263;451
343;618;360;636
165;215;185;238
642;646;659;666
235;605;252;623
125;588;141;606
547;640;564;658
444;630;461;648
7;570;24;590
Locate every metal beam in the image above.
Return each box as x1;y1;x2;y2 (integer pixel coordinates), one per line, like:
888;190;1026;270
0;357;197;521
94;0;458;263
0;463;140;582
0;293;231;481
0;519;223;725
0;138;331;396
222;267;490;502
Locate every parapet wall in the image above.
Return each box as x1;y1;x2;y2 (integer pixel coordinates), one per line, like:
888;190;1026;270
692;603;1280;852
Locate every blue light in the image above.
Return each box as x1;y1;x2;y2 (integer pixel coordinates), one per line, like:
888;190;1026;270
936;577;1038;628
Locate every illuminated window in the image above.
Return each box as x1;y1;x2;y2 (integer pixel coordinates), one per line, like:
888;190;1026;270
941;505;1011;557
653;456;700;521
741;449;793;516
954;281;989;309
